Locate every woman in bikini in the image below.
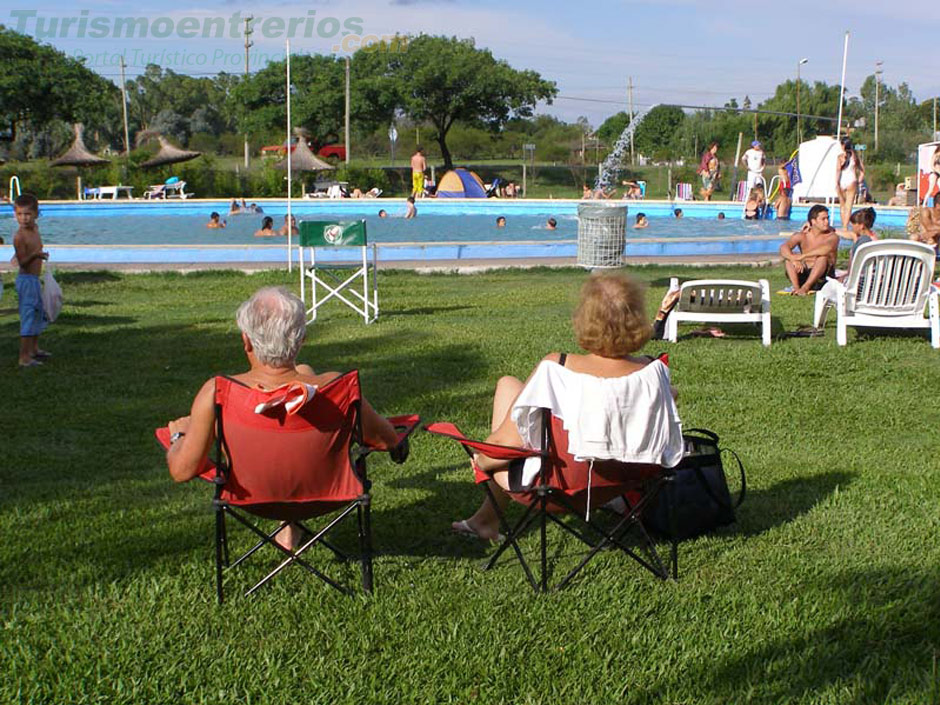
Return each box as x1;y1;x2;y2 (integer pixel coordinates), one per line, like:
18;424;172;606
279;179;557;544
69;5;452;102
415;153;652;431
835;137;865;231
451;272;683;542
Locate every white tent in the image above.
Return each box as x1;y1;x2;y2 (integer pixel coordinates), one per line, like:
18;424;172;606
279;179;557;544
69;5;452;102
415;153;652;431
916;141;940;204
792;136;840;203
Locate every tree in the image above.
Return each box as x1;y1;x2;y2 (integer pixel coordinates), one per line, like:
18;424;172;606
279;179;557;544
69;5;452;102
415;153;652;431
634;105;685;160
0;27;118;143
358;36;556;170
597;111;630;145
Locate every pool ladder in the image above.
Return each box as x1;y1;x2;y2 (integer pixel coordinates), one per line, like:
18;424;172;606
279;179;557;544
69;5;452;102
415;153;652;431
9;175;21;199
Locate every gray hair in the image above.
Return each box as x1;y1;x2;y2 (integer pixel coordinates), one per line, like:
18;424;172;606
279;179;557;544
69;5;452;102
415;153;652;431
235;286;306;367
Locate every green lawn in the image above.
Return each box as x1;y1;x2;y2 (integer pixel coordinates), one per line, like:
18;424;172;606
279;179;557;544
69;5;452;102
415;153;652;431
1;265;938;704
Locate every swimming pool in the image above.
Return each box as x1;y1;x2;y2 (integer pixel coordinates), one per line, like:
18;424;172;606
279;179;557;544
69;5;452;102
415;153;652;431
0;198;911;265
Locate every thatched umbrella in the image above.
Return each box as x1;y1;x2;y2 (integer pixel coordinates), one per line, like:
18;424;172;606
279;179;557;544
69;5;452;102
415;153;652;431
138;132;201;168
275;129;334;172
51;124;110;198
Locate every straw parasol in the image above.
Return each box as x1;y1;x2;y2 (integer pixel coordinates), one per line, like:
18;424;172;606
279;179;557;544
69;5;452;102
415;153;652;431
137;131;201;168
275;128;334;172
51;123;110;167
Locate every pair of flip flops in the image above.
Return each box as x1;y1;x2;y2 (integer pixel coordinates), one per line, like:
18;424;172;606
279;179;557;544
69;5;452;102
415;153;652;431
776;287;816;296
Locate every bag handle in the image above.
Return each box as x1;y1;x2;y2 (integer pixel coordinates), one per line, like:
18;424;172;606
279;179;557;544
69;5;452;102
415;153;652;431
720;447;746;508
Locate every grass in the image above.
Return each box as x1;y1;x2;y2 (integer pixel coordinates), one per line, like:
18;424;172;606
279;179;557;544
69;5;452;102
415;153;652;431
1;264;939;704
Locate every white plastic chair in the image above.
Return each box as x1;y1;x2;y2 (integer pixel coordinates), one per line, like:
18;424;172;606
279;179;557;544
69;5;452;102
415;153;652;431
813;240;939;348
297;220;378;324
666;278;772;346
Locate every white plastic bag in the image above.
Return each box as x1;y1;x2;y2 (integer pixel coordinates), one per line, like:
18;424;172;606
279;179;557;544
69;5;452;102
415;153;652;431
41;267;63;322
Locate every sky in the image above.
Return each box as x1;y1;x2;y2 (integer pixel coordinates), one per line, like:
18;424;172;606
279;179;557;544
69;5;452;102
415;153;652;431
6;0;940;130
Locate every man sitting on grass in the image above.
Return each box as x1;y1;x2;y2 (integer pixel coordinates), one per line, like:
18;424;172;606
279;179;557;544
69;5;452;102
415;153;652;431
778;205;839;296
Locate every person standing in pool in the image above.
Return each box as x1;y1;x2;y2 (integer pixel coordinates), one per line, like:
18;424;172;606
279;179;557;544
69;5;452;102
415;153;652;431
546;218;557;230
634;213;649;229
741;140;766;192
254;216;277;237
278;215;298;236
411;148;427;198
405;196;417;219
496;216;506;228
207;212;226;229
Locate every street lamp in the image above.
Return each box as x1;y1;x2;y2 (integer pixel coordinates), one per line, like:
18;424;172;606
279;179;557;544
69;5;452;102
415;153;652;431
874;60;883;153
796;58;809;145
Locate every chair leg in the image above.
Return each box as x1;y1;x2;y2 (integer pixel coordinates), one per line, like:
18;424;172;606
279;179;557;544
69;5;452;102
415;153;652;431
358;498;374;593
215;505;226;604
539;492;548;593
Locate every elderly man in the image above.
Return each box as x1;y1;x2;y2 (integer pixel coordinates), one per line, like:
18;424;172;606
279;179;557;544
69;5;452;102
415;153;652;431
779;205;840;296
165;286;405;547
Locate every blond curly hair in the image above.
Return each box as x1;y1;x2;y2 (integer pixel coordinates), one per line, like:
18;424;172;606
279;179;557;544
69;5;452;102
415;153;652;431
573;272;650;357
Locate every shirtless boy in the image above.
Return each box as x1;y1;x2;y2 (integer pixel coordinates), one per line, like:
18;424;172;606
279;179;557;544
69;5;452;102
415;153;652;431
410;148;427;198
779;204;840;296
12;193;50;367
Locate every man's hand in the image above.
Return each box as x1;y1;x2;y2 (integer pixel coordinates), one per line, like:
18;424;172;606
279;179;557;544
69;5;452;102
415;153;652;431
168;415;191;436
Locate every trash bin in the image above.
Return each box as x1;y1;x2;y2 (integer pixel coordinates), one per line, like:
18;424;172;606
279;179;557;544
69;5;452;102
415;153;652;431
577;203;627;268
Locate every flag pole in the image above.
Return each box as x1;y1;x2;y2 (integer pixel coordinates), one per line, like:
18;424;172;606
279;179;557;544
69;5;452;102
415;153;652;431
286;39;293;273
836;31;849;142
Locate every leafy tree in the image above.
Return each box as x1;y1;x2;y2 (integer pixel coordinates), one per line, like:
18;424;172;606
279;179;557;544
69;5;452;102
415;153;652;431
357;36;556;170
597;112;630;145
0;26;118;144
634;105;685;160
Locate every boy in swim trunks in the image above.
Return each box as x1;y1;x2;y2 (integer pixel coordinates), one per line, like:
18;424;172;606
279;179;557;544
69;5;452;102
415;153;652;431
12;193;50;367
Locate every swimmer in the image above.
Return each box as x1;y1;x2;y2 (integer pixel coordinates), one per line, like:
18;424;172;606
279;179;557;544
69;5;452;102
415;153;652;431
228;200;241;215
378;209;388;218
546;217;557;230
634;213;649;229
496;216;506;228
254;216;277;237
717;212;726;220
674;209;683;219
278;214;298;236
206;212;226;229
250;203;263;214
405;196;417;219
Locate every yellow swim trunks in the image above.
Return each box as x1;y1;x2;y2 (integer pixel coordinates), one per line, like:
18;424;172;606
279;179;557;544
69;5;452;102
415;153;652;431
412;171;424;196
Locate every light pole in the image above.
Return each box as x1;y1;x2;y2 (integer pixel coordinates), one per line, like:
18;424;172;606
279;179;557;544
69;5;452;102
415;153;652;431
796;58;808;145
874;60;883;153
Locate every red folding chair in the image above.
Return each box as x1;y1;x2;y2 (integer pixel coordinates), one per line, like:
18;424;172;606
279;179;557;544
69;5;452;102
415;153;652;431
157;370;419;602
426;411;677;592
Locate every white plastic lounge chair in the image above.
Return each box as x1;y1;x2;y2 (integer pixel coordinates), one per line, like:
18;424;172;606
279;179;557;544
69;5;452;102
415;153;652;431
143;184;165;200
666;278;772;346
164;181;190;199
674;183;693;201
812;239;939;348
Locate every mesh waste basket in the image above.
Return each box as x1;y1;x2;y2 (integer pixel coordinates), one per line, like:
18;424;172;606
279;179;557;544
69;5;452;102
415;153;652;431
577;203;627;268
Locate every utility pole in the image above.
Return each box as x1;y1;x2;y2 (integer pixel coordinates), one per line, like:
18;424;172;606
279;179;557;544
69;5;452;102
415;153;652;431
243;16;254;170
933;97;937;139
874;60;883;153
119;55;130;157
796;58;808;145
344;57;351;165
627;76;635;165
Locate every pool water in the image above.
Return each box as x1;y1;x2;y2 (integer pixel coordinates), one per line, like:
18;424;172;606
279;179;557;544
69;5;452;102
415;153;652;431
4;210;789;246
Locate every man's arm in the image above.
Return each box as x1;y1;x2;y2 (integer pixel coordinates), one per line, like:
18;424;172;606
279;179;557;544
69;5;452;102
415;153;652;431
166;379;216;483
779;231;805;261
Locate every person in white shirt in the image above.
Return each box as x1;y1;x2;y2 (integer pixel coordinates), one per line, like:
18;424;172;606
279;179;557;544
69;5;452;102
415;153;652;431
451;272;683;542
741;140;766;192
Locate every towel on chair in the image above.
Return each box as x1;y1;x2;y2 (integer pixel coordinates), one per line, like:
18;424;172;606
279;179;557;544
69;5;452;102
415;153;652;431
511;360;684;486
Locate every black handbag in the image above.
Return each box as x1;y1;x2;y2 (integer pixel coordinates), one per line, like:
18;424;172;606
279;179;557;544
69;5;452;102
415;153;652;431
645;428;745;540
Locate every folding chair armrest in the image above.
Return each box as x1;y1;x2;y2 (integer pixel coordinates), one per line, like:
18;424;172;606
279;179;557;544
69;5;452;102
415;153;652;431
424;422;543;461
154;426;217;481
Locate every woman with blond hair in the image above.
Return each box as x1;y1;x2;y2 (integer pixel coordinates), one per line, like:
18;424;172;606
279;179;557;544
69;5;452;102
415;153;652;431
452;272;684;542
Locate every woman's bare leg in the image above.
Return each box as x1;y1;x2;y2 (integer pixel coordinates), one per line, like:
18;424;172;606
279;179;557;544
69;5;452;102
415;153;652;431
840;184;857;230
452;376;525;540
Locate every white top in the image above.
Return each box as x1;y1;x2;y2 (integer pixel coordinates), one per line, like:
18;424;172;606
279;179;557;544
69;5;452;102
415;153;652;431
510;359;684;486
743;148;764;173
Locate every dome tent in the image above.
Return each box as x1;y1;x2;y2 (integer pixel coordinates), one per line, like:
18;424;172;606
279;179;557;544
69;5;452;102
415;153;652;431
436;168;486;198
